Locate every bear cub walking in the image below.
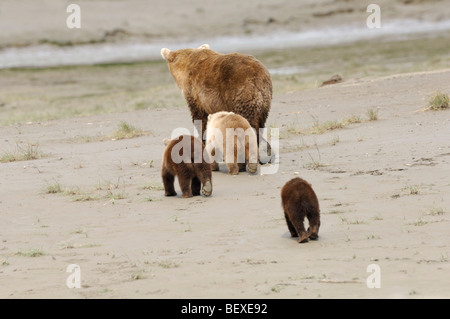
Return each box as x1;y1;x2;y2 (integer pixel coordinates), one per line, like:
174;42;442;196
161;135;212;198
206;111;258;175
281;177;320;243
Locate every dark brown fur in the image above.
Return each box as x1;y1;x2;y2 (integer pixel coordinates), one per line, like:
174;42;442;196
161;135;212;198
281;177;321;243
161;46;272;142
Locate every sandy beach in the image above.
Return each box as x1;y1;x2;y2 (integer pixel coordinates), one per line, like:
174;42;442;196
0;0;449;299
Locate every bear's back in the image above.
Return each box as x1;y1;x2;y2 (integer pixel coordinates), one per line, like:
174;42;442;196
163;135;206;167
281;178;319;210
208;111;252;131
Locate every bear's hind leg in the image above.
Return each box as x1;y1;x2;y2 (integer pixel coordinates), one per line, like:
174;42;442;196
307;214;320;240
247;162;258;174
191;177;201;196
284;211;298;238
196;168;212;197
291;215;309;243
211;161;219;171
202;179;212;197
178;176;193;198
188;104;209;142
162;169;177;196
227;163;239;175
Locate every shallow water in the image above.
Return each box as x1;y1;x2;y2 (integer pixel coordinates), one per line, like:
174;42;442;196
1;19;449;69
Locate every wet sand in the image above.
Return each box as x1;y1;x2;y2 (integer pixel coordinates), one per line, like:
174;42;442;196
1;69;449;298
0;0;449;299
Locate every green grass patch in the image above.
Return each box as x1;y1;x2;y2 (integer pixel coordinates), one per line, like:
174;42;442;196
426;91;449;111
46;182;64;194
367;108;379;121
0;142;43;163
112;121;145;140
17;249;45;258
142;182;165;191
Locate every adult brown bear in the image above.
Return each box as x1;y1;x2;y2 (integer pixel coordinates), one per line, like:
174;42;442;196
160;44;272;161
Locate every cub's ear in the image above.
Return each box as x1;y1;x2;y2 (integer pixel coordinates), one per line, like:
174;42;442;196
161;48;174;61
198;44;210;50
163;138;171;146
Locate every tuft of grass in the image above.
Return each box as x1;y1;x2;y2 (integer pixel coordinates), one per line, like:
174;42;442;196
329;135;340;146
425;206;445;216
406;185;420;195
426;91;449;111
411;218;429;227
271;286;282;293
328;209;345;215
367;108;379;121
342;115;362;125
46;182;64;194
304;161;328;170
46;180;129;202
143;182;164;191
309;119;344;135
305;115;363;135
142;197;162;202
0;142;43;163
108;191;127;201
348;219;366;225
17;249;44;257
131;271;147;280
112;121;144;140
72;194;101;202
339;216;365;225
304;143;328;170
156;261;180;269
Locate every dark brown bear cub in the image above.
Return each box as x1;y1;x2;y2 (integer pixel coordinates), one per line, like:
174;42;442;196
281;177;320;243
161;135;212;198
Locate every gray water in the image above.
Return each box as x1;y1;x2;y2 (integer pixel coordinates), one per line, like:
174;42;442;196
0;19;449;69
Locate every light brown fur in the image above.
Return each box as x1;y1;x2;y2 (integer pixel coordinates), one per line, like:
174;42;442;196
206;111;258;175
161;45;272;143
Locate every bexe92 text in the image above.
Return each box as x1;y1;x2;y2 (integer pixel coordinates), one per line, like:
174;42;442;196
225;303;268;314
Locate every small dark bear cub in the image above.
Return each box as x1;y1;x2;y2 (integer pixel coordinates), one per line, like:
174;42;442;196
161;135;212;198
281;177;320;243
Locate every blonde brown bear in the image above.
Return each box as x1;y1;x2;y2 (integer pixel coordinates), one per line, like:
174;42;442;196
206;111;258;175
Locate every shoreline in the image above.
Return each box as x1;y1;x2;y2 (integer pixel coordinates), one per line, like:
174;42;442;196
1;18;450;69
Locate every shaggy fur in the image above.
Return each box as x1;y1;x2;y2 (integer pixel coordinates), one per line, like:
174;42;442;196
161;135;212;198
281;177;321;243
206;111;258;175
161;44;272;142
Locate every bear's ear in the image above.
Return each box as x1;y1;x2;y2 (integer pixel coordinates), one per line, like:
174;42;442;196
161;48;174;61
198;44;210;50
163;138;171;146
